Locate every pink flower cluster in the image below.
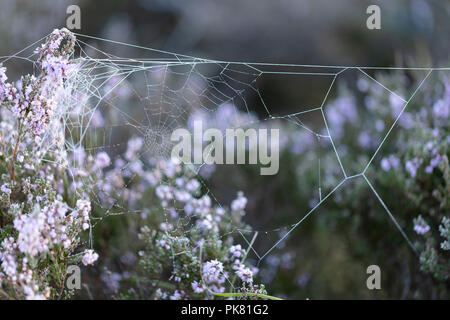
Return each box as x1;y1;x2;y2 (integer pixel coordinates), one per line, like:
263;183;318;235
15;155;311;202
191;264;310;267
202;259;226;292
0;28;75;136
230;244;255;283
0;198;95;299
0;237;49;300
0;66;15;105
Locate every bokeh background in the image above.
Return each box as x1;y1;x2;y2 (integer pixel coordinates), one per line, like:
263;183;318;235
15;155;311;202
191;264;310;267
2;0;450;66
1;0;449;299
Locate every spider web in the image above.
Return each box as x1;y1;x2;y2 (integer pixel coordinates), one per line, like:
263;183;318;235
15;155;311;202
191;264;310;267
2;31;448;277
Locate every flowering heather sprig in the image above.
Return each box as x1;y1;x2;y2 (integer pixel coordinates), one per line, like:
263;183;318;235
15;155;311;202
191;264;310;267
0;66;17;107
82;249;99;266
235;264;254;283
35;28;75;64
202;260;225;284
1;199;96;298
413;215;430;235
0;29;97;300
133;161;261;298
0;28;75;138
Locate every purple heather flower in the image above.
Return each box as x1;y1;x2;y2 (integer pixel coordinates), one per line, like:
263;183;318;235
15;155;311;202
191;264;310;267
357;77;369;92
425;154;442;174
413;215;431;235
325;96;357;139
229;244;244;258
381;155;400;171
202;260;225;284
82;249;99;266
231;191;247;212
375;120;385;132
95;152;111;169
405;157;423;178
389;94;405;118
358;131;373;150
235;264;253;283
381;158;391;171
414;224;430;235
433;99;449;120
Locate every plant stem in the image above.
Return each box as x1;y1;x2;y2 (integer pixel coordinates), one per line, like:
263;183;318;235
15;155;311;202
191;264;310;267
212;292;282;300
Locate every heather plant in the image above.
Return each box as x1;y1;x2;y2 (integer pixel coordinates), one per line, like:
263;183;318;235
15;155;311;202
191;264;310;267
81;133;271;299
137;163;266;300
0;29;98;299
226;70;450;298
339;71;450;283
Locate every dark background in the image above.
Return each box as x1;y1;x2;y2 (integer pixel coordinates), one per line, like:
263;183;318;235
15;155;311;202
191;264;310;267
1;0;449;67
